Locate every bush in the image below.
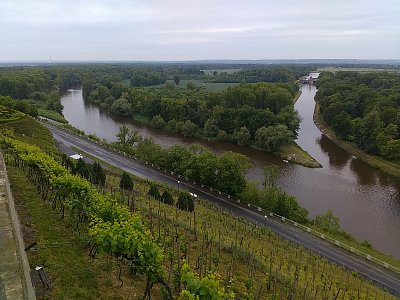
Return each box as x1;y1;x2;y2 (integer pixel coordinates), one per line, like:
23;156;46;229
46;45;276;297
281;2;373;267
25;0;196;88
148;182;161;200
120;171;133;190
177;192;195;212
161;190;174;205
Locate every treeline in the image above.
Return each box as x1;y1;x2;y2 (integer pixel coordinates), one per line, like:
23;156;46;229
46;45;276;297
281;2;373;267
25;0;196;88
84;80;300;152
0;96;39;118
316;71;400;160
113;126;308;222
0;67;81;114
211;66;312;83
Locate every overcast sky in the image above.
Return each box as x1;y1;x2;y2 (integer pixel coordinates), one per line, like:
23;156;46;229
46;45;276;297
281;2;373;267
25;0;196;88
0;0;399;61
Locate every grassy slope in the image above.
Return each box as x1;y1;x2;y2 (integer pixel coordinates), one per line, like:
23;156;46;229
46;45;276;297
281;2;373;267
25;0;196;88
314;102;400;178
0;117;59;155
38;109;68;123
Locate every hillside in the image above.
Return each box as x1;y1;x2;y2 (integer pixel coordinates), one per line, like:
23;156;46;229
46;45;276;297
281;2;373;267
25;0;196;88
0;117;397;299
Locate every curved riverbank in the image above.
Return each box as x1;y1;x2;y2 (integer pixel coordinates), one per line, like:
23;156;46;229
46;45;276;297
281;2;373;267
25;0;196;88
130;113;321;168
313;102;400;178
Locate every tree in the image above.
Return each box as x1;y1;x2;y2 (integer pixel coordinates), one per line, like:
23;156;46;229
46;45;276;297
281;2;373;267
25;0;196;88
186;81;196;90
314;210;341;234
148;182;161;200
151;115;166;129
332;111;353;139
255;125;294;152
110;98;132;117
216;130;228;142
177;192;194;212
161;190;174;205
116;125;140;147
173;75;181;85
216;152;250;196
75;158;92;181
262;164;279;188
120;171;133;190
180;120;198;137
92;162;106;186
203;118;219;137
234;126;251;146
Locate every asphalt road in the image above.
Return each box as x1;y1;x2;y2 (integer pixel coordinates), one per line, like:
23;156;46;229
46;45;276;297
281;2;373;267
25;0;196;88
47;124;400;296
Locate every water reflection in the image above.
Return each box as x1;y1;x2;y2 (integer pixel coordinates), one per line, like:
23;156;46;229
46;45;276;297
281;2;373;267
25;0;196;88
317;135;350;168
349;158;378;186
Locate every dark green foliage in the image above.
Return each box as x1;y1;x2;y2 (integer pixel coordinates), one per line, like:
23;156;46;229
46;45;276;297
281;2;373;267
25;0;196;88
316;71;400;160
161;190;174;205
240;183;309;223
255;125;294;152
0;96;39;118
177;192;195;212
81;67;300;152
314;211;341;234
75;158;93;181
148;182;161;200
120;171;133;190
61;154;76;173
150;115;166;129
92;162;106;186
173;75;181;85
234;126;251;146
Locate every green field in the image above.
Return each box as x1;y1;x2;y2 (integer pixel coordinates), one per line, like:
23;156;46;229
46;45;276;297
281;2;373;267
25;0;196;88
317;67;400;73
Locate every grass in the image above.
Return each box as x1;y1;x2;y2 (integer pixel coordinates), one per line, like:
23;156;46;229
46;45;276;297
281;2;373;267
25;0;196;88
0;105;26;123
38;109;68;123
279;143;321;168
317;67;400;73
314;102;400;178
0;117;59;155
8;167;149;300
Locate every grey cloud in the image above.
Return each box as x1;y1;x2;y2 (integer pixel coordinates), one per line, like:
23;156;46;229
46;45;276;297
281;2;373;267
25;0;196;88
0;0;398;61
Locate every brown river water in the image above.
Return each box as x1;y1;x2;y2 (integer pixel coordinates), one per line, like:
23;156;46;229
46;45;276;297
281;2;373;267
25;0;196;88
61;83;400;259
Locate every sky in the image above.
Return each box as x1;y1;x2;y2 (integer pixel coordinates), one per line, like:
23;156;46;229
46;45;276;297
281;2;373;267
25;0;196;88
0;0;399;61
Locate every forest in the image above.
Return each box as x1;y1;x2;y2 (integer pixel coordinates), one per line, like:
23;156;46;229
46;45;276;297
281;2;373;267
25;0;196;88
316;71;400;161
81;66;303;153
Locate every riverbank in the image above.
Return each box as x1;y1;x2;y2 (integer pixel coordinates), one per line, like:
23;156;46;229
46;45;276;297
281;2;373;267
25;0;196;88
130;113;321;168
292;90;302;104
313;102;400;178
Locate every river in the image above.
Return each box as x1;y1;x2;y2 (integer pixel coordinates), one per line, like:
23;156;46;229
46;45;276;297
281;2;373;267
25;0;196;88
61;84;400;259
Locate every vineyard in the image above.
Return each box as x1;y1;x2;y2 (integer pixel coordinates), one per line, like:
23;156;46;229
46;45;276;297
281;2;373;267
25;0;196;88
1;130;398;299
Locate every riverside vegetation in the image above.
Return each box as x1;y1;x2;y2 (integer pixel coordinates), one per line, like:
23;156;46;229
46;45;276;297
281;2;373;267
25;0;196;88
1;115;398;299
0;64;320;167
315;71;400;175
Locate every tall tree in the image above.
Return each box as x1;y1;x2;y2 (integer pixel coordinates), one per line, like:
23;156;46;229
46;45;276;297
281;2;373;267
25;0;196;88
120;171;133;190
